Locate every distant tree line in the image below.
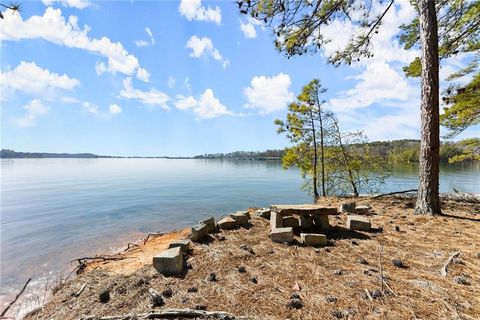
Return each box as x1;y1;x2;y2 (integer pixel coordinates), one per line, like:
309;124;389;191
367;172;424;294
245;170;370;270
193;139;479;164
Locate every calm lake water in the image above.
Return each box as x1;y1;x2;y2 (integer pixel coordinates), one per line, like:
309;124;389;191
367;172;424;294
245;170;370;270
1;158;479;308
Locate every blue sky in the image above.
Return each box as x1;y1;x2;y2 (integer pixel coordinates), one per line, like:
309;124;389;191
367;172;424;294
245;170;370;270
1;0;478;156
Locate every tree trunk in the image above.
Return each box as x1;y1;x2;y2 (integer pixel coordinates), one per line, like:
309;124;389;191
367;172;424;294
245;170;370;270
415;0;441;215
310;111;320;202
317;99;326;197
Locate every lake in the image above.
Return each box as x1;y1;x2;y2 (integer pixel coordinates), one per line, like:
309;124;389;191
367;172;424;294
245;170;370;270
1;158;479;308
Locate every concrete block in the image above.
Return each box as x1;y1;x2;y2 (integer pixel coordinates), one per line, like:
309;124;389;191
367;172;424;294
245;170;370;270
270;204;340;216
255;208;271;219
230;212;249;225
339;202;356;214
236;210;251;219
300;233;327;246
217;217;237;230
190;223;208;242
347;215;371;231
200;217;216;233
299;215;314;228
316;207;338;215
168;239;191;253
270;227;293;243
153;247;184;276
283;216;299;228
355;205;370;215
270;211;283;229
313;215;330;230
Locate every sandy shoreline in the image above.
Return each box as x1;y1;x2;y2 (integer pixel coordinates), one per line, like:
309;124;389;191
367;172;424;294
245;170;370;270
13;196;479;320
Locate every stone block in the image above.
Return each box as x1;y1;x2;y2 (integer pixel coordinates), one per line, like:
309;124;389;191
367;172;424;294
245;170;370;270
236;210;251;219
299;215;314;228
230;212;249;225
339;202;356;214
270;227;293;243
313;215;330;230
217;217;237;230
300;233;327;246
255;208;271;219
355;205;370;215
200;217;216;233
153;247;184;276
317;207;338;215
168;239;191;253
190;223;208;242
347;215;371;231
270;211;283;229
283;216;299;228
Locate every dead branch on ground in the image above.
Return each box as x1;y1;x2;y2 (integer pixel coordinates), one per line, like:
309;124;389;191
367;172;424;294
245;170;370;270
370;189;418;199
144;232;165;245
440;251;460;277
79;308;242;319
73;283;86;297
0;278;32;317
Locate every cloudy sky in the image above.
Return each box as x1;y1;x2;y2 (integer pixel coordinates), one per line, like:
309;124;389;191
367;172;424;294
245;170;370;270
1;0;477;156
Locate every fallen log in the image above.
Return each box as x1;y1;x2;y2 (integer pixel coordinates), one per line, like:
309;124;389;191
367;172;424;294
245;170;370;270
440;251;460;277
80;308;242;319
369;189;418;199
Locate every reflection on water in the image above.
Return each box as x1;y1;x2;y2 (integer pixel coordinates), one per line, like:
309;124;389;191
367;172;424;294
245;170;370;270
1;158;479;306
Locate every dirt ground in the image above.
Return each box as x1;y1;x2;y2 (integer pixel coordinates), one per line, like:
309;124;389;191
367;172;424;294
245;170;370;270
23;197;480;320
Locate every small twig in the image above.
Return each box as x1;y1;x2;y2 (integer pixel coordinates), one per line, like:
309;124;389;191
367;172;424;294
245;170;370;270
364;289;373;301
144;232;165;245
124;242;139;252
0;278;32;317
382;278;398;297
440;251;460;277
73;283;86;297
370;189;418;199
378;244;384;294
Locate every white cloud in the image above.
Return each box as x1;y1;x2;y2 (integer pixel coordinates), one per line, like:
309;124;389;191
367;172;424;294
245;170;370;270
109;104;122;114
240;20;257;39
136;67;150;82
135;27;154;47
42;0;91;9
195;89;232;119
186;36;229;68
0;61;79;96
82;101;98;114
239;17;264;39
0;7;148;82
183;77;192;93
329;62;410;111
167;76;176;88
174;90;232;119
119;77;170;109
15;99;50;127
178;0;221;25
244;73;294;114
175;95;197;110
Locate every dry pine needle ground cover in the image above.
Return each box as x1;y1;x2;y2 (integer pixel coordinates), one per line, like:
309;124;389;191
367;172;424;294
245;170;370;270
25;197;480;320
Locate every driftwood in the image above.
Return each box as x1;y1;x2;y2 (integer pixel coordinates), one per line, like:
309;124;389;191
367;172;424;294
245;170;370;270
378;245;384;294
370;189;418;199
124;243;139;252
79;308;241;319
0;278;32;317
144;233;165;245
69;256;127;264
440;251;460;277
74;283;86;297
